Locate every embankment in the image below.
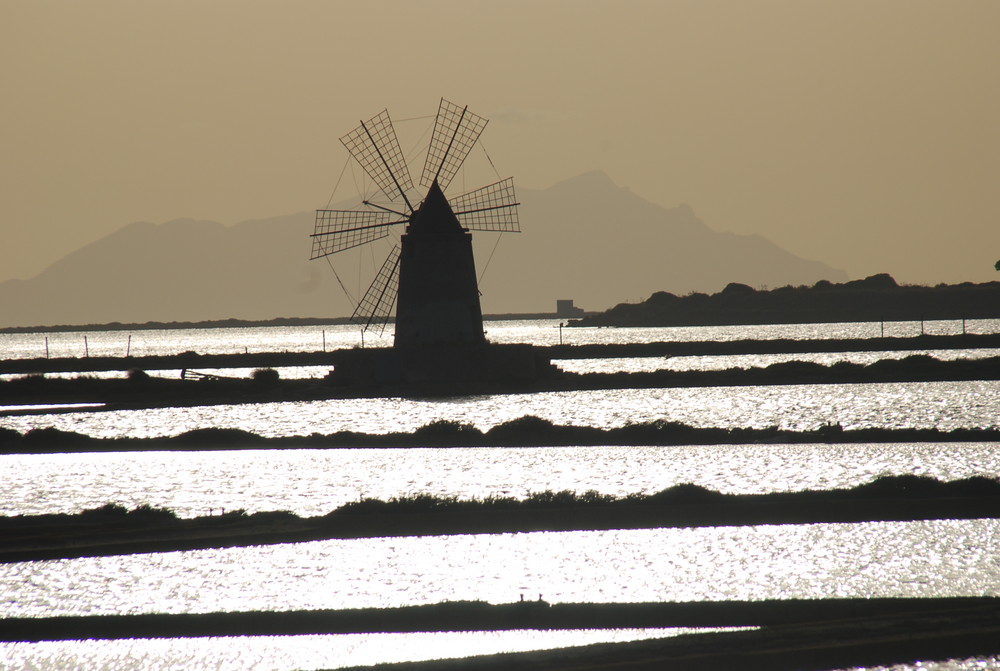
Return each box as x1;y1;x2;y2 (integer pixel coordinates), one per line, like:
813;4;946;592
4;418;1000;454
3;353;1000;412
2;476;998;561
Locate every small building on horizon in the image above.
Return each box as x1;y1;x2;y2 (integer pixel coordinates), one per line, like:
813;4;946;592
556;299;585;318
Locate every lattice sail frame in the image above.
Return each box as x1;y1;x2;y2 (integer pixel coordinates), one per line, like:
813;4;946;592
315;100;519;335
452;177;520;233
340;109;414;203
350;245;400;334
420;98;489;192
310;210;402;259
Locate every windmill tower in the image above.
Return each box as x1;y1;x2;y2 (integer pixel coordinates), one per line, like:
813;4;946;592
311;99;519;350
312;100;542;386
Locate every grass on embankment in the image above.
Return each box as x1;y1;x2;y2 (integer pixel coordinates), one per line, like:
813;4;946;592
2;475;998;562
3;354;1000;409
4;416;1000;454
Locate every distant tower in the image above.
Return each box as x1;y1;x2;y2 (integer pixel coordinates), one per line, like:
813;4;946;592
310;99;520;348
556;299;584;318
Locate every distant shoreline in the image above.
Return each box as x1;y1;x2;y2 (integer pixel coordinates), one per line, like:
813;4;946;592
571;275;1000;328
0;312;567;335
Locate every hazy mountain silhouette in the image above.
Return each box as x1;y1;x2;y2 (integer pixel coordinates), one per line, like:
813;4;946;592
501;171;846;313
0;171;846;328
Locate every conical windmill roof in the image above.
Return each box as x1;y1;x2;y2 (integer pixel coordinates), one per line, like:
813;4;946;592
409;180;463;235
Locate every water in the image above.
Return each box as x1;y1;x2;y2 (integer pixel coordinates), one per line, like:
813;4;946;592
4;521;998;618
0;521;996;668
3;443;999;519
0;630;714;670
5;348;997;382
3;380;998;439
2;320;999;669
3;635;997;671
3;318;998;361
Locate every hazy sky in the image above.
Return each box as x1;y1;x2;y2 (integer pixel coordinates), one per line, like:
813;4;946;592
3;0;998;288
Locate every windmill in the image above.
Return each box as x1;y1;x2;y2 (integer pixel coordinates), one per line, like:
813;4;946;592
311;99;520;350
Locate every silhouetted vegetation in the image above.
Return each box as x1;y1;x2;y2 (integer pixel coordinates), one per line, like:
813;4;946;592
334;476;999;515
251;368;280;384
5;346;1000;413
5;416;1000;454
126;368;150;382
2;475;998;563
573;274;1000;327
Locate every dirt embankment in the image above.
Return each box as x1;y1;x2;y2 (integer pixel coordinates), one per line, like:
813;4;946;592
3;339;1000;411
5;418;1000;455
2;475;998;562
3;598;1000;671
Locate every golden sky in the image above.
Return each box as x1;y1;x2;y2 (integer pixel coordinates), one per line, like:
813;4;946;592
2;0;998;287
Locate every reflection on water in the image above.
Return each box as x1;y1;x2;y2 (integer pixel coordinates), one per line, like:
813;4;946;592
844;656;1000;671
4;320;999;669
0;628;723;671
3;319;999;361
3;442;999;518
3;521;997;618
3;635;997;671
3;380;998;439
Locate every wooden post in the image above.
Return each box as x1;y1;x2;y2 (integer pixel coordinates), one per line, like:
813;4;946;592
126;334;132;357
322;329;326;352
45;337;49;359
84;335;89;358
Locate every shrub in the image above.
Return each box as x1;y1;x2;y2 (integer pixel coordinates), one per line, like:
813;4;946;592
252;368;280;384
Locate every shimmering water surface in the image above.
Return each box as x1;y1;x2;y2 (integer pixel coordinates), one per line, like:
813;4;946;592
3;318;998;361
3;321;999;669
0;629;706;671
4;520;998;618
4;348;996;382
3;380;998;439
2;633;994;671
3;442;999;518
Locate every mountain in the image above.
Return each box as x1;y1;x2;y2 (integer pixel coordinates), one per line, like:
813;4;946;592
502;171;846;313
0;171;846;329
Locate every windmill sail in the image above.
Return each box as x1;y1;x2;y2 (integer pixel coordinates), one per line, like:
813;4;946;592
452;177;520;233
350;245;400;335
310;210;404;259
420;98;488;192
314;100;518;342
340;109;414;207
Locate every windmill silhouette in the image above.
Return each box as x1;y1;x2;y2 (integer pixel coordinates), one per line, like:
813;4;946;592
311;99;520;349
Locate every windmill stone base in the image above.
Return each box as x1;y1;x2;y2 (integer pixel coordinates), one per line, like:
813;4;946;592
327;343;552;388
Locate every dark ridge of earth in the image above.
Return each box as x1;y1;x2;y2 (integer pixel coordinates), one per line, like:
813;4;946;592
4;332;1000;376
3;599;1000;671
3;353;1000;412
4;418;1000;454
2;475;997;562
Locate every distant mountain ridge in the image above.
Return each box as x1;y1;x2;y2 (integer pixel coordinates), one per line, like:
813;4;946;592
0;171;846;329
